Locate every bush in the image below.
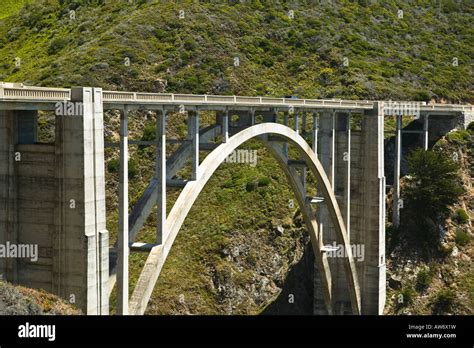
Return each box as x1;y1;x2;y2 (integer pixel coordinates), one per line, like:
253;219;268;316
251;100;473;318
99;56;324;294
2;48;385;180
108;158;138;179
396;286;416;309
257;177;271;187
455;229;470;246
245;181;258;192
467;122;474;133
139;123;156;151
47;37;69;55
128;159;139;179
107;159;119;173
454;208;469;224
446;130;470;145
416;268;432;292
433;289;456;313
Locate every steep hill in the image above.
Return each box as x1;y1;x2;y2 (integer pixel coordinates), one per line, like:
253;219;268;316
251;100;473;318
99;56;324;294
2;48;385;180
1;0;473;315
0;0;473;101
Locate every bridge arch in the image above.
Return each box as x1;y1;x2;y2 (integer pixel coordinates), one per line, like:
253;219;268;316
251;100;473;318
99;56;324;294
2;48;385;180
129;123;361;315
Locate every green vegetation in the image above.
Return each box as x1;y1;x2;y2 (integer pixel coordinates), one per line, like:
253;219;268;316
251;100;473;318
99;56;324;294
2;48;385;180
0;0;30;20
455;228;470;246
415;267;433;292
391;149;463;256
396;286;416;309
446;130;471;145
454;208;469;224
432;289;456;314
0;1;473;102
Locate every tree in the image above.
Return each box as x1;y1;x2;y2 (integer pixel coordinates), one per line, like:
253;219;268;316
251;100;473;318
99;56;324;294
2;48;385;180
396;149;463;255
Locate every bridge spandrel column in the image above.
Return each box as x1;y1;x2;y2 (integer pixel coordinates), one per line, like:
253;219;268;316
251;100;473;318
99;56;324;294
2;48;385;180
332;111;352;313
314;110;336;314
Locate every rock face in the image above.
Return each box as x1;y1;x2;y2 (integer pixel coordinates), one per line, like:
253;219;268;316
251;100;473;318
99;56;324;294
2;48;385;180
0;281;81;315
208;228;314;315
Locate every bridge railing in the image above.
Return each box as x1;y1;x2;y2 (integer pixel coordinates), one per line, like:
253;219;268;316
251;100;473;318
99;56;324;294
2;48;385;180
1;82;472;113
0;82;70;101
102;90;377;109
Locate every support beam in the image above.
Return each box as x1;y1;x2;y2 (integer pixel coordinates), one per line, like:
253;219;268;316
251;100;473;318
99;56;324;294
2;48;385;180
312;112;319;155
117;107;129;315
336;112;351;236
283;112;289;158
222;109;229;143
189;111;199;180
156;109;166;245
294;111;299;134
302;111;307;135
314;110;335;314
392;115;402;228
423;114;429;150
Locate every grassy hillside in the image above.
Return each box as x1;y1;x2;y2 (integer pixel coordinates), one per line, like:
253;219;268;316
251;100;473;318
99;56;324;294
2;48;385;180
3;0;473;315
0;0;473;101
0;0;30;20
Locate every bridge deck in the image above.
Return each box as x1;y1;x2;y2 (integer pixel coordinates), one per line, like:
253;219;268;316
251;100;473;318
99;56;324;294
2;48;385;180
1;82;472;113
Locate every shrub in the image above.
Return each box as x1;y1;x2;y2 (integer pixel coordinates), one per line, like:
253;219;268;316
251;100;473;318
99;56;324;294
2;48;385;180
467;122;474;133
245;181;258;192
454;208;469;224
416;268;432;292
455;229;470;246
446;130;470;145
396;286;416;309
47;37;69;55
139;123;156;151
433;289;456;313
128;159;139;179
257;177;271;187
107;159;119;173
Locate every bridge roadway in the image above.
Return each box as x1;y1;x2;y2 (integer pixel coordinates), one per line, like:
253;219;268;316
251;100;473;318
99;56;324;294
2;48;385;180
1;82;472;114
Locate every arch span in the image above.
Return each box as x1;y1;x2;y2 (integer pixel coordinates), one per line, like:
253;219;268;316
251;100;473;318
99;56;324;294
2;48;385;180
129;123;361;315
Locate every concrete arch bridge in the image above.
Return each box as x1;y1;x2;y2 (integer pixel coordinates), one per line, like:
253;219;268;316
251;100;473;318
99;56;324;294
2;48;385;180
0;83;472;315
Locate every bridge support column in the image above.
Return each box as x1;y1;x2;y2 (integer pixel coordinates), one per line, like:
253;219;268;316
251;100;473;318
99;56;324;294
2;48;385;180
333;111;352;314
117;106;130;315
54;87;109;315
294;111;299;134
314;110;335;314
351;103;386;315
423;114;429;150
156;109;167;245
189;111;200;180
392;115;402;228
302;111;307;135
222;109;229;143
312;111;318;154
250;108;255;126
283;112;289;158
